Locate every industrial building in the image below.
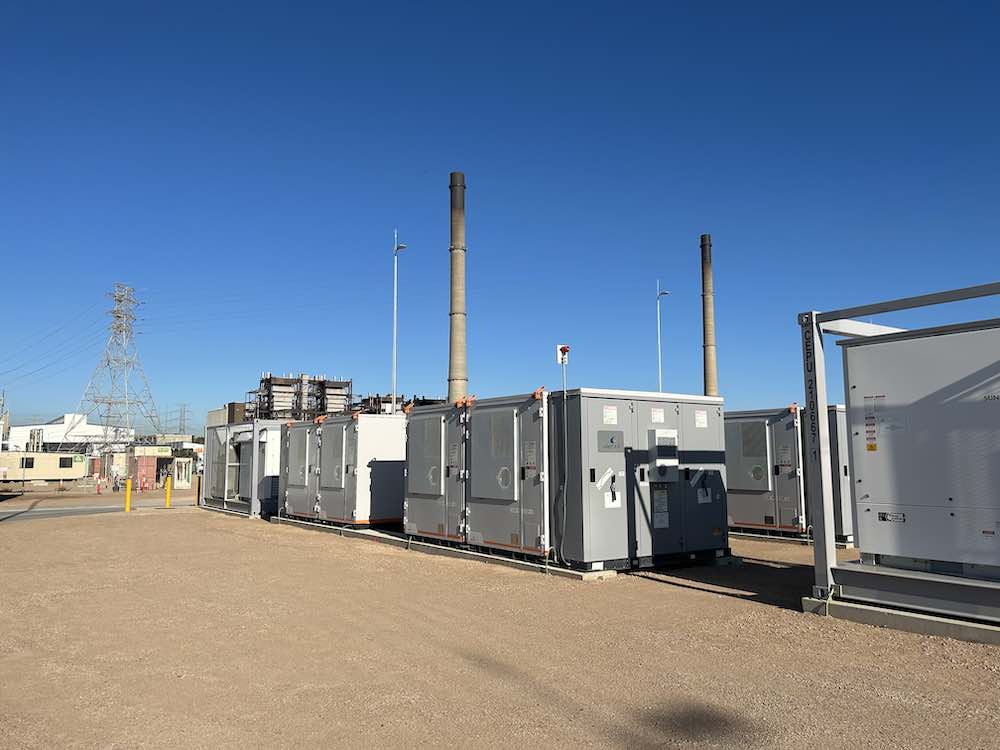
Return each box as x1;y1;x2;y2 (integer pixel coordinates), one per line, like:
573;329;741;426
5;413;134;453
0;451;88;485
725;405;853;541
245;372;352;421
404;389;729;569
279;412;406;525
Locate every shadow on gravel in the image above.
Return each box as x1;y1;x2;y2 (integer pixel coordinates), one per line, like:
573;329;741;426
455;647;768;748
627;556;813;612
0;498;43;523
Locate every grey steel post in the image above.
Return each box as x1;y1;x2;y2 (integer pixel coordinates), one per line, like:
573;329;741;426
391;229;407;415
447;171;468;402
656;281;670;391
700;234;719;397
799;311;837;598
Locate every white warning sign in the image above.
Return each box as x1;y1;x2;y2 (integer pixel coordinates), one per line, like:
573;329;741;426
651;407;665;424
603;405;618;425
694;409;708;429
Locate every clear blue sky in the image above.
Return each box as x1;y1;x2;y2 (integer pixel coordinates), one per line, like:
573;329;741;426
2;2;998;431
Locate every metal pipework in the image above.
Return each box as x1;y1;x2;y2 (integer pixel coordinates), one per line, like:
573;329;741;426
700;233;719;397
447;171;468;402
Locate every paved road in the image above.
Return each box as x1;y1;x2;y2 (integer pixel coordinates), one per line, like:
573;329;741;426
0;505;124;523
0;503;194;523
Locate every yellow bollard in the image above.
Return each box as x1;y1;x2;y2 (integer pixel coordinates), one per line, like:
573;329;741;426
165;476;172;509
125;479;132;513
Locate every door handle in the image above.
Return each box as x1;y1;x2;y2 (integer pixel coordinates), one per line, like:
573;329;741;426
639;467;646;482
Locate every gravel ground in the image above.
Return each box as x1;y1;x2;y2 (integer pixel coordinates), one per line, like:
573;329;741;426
1;508;997;749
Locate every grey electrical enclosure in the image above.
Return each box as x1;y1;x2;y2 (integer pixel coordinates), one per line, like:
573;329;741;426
843;322;1000;577
404;401;467;542
201;420;283;517
404;389;729;569
279;414;406;526
725;406;853;540
465;393;549;555
725;408;804;533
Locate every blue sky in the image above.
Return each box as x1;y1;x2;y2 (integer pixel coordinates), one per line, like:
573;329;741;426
2;2;998;431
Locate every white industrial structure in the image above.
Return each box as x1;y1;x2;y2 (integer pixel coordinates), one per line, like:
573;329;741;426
800;281;1000;636
6;413;134;453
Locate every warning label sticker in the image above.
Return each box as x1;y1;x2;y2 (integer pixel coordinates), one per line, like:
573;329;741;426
603;405;618;425
654;512;670;529
864;395;885;452
522;440;537;468
877;512;906;523
651;407;665;424
653;488;669;513
694;409;708;429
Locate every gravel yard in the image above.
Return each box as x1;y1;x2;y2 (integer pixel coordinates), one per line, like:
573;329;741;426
1;507;997;749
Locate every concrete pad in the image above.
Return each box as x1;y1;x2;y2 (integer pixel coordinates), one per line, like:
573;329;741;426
268;514;616;581
802;596;1000;646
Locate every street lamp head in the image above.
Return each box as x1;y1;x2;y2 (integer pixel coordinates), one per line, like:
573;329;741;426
657;290;671;299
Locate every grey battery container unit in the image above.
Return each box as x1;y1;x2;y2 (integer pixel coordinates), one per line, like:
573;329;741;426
842;322;1000;582
403;401;467;543
403;389;730;569
465;393;551;555
725;408;807;534
279;413;406;525
725;406;853;540
202;420;284;517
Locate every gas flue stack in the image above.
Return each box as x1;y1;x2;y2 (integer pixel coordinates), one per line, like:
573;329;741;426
447;171;469;402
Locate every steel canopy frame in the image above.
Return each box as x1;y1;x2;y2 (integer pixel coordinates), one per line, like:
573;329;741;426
798;281;1000;600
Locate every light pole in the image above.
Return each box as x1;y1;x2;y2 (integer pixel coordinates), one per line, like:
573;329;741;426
656;280;670;392
391;229;407;414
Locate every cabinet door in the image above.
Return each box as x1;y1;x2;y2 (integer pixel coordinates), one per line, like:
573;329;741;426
580;398;630;563
631;399;683;559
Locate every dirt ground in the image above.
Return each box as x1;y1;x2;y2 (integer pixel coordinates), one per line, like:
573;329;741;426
1;509;997;749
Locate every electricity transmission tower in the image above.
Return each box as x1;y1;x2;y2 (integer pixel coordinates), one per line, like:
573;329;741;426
61;283;162;452
167;403;189;434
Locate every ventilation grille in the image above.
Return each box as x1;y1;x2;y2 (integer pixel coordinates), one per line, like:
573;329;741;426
741;422;767;461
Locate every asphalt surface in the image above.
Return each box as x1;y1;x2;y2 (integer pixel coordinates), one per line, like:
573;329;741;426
1;508;997;749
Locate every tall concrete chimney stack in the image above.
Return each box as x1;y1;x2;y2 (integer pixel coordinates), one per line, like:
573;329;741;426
447;172;468;402
700;233;719;397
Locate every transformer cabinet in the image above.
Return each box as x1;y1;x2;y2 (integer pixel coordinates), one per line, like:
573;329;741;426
842;322;1000;593
201;420;283;517
404;389;730;569
279;413;406;526
725;406;853;541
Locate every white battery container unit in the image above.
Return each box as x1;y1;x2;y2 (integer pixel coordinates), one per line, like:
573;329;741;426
279;413;406;526
842;322;1000;580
